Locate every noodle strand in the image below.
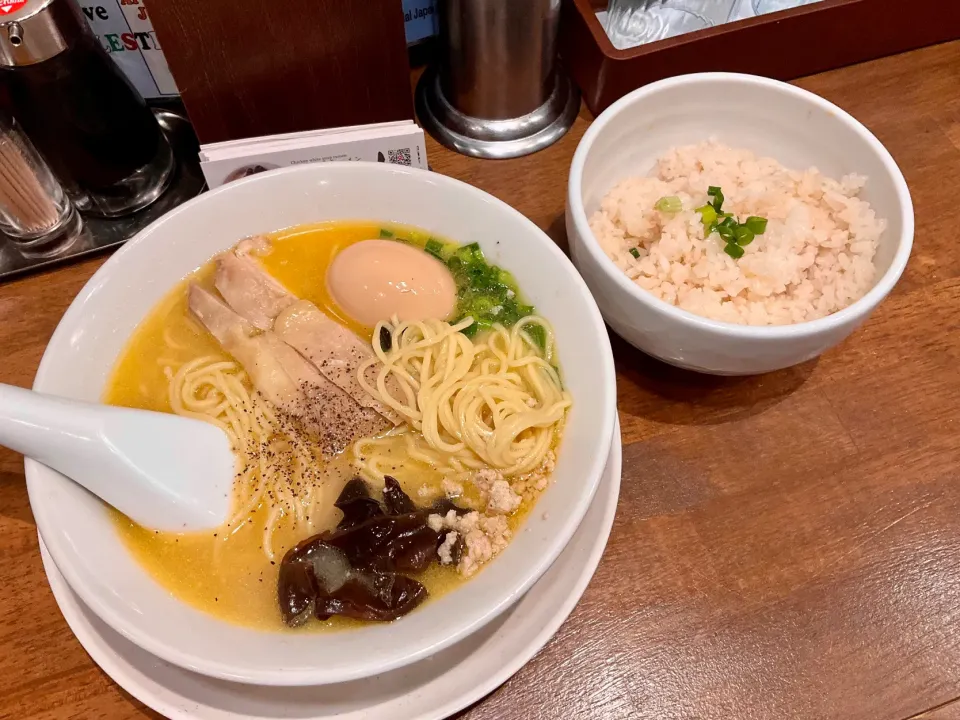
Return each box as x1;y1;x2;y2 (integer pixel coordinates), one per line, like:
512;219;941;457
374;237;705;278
355;315;570;478
166;356;326;560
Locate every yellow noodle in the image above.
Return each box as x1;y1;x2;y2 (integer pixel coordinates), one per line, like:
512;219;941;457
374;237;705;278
165;355;326;560
355;315;570;479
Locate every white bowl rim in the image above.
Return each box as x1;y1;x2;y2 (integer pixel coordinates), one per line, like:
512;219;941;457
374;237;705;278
568;71;915;339
27;161;618;685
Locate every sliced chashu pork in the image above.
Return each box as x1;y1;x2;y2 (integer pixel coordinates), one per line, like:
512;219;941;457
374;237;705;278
274;300;403;425
188;284;387;455
215;244;296;331
214;242;403;425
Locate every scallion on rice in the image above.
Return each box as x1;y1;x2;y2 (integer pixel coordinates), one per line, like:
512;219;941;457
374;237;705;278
655;196;682;214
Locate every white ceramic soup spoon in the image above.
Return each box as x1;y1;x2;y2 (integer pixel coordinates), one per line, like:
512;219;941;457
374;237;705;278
0;383;235;532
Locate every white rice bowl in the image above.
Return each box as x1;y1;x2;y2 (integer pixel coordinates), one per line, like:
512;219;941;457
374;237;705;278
589;140;887;326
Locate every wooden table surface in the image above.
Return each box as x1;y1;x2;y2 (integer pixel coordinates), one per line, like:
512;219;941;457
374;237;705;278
3;41;960;720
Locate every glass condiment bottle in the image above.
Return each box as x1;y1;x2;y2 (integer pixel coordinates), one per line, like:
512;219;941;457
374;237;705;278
0;111;81;258
0;0;175;218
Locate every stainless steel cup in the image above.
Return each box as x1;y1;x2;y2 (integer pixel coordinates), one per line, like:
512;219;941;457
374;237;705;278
416;0;580;159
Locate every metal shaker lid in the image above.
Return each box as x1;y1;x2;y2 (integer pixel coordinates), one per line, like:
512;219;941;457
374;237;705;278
0;0;85;67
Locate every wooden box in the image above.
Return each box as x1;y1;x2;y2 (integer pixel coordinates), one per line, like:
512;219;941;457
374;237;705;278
146;0;414;144
560;0;960;116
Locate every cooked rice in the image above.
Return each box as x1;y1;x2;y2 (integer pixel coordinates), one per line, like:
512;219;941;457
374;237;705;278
588;140;886;326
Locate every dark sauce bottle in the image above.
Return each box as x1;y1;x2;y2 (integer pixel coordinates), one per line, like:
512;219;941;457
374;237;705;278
0;0;174;217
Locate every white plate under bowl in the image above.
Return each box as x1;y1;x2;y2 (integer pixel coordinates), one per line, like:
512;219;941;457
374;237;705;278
27;162;617;685
39;421;621;720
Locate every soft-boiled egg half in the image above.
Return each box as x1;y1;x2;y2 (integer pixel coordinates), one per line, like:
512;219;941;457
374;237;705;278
327;239;457;327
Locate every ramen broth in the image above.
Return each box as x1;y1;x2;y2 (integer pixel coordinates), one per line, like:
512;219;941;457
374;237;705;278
105;221;552;630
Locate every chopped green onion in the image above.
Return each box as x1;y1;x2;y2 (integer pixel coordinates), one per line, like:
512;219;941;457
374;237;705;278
465;242;484;261
698;188;765;260
379;228;394;238
498;268;517;287
470;296;496;314
629;247;641;259
526;324;547;349
707;186;724;211
696;204;717;230
449;242;483;265
441;239;536;335
655;196;682;214
724;243;744;259
745;216;768;235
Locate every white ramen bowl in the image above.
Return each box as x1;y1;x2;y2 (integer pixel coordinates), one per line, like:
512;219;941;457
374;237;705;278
567;72;914;375
27;163;617;686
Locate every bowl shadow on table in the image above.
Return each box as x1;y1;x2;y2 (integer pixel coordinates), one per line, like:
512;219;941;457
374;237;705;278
610;330;819;427
540;214;817;425
119;687;165;720
545;213;570;257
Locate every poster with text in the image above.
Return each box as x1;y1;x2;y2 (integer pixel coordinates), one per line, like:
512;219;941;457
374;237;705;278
402;0;437;44
80;0;178;99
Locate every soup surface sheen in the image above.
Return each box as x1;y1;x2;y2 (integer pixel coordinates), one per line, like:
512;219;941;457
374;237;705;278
106;221;553;631
106;223;470;630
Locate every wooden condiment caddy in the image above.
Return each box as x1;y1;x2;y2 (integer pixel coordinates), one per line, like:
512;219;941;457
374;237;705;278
560;0;960;116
